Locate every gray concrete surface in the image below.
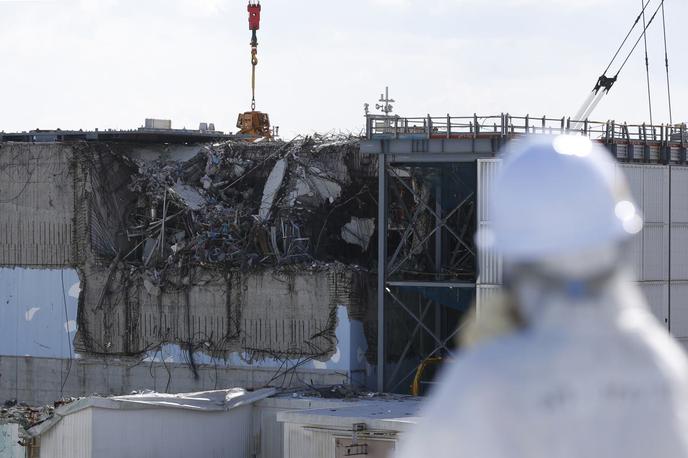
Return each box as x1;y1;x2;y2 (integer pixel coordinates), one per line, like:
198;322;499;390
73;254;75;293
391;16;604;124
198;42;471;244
0;144;75;267
0;355;348;406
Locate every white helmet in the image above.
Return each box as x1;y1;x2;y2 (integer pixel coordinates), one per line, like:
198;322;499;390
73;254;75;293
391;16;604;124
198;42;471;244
482;134;643;264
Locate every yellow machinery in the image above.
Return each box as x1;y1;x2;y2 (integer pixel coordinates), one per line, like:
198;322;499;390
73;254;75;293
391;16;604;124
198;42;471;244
237;1;272;139
411;356;444;396
236;111;271;138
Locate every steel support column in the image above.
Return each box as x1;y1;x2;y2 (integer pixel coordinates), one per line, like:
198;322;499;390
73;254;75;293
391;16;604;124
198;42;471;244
377;153;387;392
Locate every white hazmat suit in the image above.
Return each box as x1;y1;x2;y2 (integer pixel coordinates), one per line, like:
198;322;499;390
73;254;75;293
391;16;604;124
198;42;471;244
396;135;688;458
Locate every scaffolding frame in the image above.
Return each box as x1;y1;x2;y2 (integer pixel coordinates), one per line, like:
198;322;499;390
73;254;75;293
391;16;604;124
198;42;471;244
376;153;478;393
370;111;688;393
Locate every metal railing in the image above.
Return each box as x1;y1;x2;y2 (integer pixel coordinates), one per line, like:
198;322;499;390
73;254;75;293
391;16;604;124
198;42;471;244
366;113;687;147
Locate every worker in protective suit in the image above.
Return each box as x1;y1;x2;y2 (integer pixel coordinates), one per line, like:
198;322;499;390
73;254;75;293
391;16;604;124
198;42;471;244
396;134;688;458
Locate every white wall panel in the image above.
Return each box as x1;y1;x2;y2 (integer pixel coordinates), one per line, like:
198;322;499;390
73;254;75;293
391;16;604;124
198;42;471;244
618;164;669;222
252;398;349;458
670;282;688;338
40;405;253;458
642;224;669;281
39;407;92;458
620;165;644;208
476;159;501;285
628;231;643;279
641;166;669;223
475;161;680;332
476;224;502;285
671;167;688;223
671;225;688;281
284;423;334;458
476;285;503;317
639;282;669;327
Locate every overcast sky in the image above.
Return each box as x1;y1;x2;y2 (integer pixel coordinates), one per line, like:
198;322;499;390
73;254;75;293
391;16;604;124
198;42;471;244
0;0;685;138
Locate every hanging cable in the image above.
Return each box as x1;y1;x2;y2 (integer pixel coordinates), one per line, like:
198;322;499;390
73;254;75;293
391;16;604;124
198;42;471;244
603;0;652;75
572;0;662;124
60;269;73;397
613;0;664;79
660;0;673;125
641;0;654;125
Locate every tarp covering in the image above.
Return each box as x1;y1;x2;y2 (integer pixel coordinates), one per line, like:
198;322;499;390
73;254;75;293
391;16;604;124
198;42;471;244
28;387;276;437
111;387;276;411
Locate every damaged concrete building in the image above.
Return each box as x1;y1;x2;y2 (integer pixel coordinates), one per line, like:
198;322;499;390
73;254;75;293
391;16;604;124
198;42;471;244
7;112;685;405
0;136;380;405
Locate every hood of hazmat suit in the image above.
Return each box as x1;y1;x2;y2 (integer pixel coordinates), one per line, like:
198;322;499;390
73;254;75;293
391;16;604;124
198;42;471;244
396;135;688;458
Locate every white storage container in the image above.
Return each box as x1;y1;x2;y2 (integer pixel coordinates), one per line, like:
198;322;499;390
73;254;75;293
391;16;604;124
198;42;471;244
278;399;421;458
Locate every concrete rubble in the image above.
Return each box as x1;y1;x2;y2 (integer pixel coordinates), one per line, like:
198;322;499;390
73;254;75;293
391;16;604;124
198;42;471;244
0;397;77;450
71;134;378;365
124;135;373;270
0;135;380;405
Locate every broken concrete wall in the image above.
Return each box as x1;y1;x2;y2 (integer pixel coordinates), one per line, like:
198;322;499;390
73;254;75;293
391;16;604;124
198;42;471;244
0;144;76;266
0;138;378;402
0;355;348;407
75;264;371;362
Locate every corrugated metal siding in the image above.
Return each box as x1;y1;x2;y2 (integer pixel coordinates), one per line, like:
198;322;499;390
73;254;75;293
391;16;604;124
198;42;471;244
671;226;688;280
254;405;291;458
639;282;669;327
475;162;671;286
474;160;685;330
253;406;282;458
618;164;669;222
476;285;503;317
628;231;643;279
284;423;334;458
252;398;351;458
96;406;252;458
671;167;688;281
476;159;502;285
40;405;253;458
671;167;688;222
618;165;670;285
39;407;92;458
669;167;688;338
643;166;669;222
620;165;644;208
642;224;669;281
670;282;688;338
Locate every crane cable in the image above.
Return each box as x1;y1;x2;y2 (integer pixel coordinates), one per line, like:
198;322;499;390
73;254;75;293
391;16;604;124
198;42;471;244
613;0;664;79
640;0;653;125
603;0;652;76
660;0;673;125
251;46;257;111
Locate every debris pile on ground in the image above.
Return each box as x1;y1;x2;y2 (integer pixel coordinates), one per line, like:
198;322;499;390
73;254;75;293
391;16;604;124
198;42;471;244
0;398;77;430
122;135;376;273
279;384;417;401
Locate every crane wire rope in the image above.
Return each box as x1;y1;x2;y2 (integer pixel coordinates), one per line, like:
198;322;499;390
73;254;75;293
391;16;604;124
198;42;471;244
660;0;673;124
641;0;654;125
603;0;652;75
613;0;664;79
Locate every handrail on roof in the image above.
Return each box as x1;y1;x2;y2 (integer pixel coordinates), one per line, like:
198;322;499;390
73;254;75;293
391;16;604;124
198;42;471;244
365;114;687;147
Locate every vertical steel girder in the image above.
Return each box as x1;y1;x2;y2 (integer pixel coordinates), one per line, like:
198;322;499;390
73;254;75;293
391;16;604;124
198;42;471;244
376;154;476;393
377;154;387;392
